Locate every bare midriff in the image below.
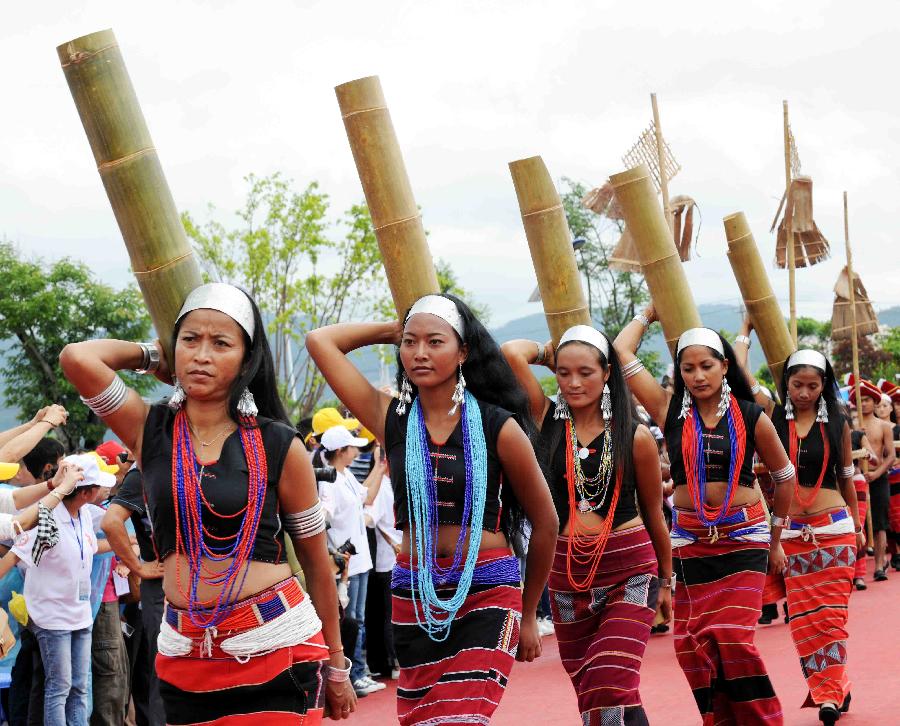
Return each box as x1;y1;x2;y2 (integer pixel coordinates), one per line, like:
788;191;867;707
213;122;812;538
672;480;760;509
791;487;847;517
163;555;293;609
400;526;511;559
561;511;641;536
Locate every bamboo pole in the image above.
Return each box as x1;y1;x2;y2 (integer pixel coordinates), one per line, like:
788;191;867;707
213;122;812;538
723;212;795;384
335;76;439;318
650;93;673;232
509;156;591;346
609;164;702;356
57;29;202;360
783;101;798;344
844;192;864;417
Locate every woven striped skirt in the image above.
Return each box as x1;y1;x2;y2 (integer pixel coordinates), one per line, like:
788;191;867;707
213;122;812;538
548;525;659;726
853;474;868;579
156;577;327;725
782;508;855;708
671;500;783;725
889;466;900;537
391;549;522;725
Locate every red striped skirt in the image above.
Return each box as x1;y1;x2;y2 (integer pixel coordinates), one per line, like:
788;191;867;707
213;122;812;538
156;577;327;725
853;475;868;579
889;466;900;534
391;549;522;726
671;501;783;725
548;525;659;726
782;508;855;708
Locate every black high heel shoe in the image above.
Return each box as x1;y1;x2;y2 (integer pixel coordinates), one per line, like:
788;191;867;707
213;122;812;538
840;692;851;713
819;703;840;725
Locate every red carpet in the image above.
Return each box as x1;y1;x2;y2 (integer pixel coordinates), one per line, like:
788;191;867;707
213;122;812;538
353;559;900;724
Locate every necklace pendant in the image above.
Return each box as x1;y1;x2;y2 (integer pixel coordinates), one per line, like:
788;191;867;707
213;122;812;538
578;499;592;513
578;447;590;460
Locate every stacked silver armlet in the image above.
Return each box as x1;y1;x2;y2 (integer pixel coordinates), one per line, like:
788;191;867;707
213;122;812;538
750;382;761;395
841;465;855;479
326;656;352;683
633;313;650;329
135;342;160;375
771;515;789;528
80;376;128;417
735;334;752;347
622;359;645;380
534;341;547;366
770;462;795;483
283;501;326;539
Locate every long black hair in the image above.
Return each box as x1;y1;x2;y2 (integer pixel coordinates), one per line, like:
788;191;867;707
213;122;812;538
780;355;844;454
171;288;290;426
396;293;533;534
670;330;755;420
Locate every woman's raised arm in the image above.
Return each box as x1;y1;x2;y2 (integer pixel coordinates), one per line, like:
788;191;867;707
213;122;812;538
612;305;671;427
500;339;552;427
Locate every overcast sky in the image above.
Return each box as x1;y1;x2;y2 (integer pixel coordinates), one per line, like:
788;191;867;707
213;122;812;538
2;0;898;328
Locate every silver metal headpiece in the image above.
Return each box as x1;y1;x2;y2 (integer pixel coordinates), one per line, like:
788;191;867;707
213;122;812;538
177;283;255;341
558;325;610;359
676;327;724;357
786;349;827;373
405;295;465;338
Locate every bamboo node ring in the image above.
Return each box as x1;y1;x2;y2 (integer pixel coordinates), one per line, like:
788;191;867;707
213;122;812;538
521;204;563;218
341;106;388;120
546;306;589;318
133;251;195;276
374;214;420;232
98;147;156;172
62;43;118;67
610;173;651;189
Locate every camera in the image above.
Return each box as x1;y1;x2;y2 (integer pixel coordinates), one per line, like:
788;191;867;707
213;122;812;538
313;466;337;483
331;538;357;575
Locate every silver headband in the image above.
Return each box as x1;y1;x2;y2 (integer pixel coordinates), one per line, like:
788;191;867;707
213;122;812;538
558;325;610;358
405;295;465;338
787;349;827;373
676;328;724;357
177;283;255;341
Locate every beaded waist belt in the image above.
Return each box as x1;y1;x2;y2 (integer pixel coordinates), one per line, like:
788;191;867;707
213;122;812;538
671;500;769;544
392;551;520;590
782;507;853;542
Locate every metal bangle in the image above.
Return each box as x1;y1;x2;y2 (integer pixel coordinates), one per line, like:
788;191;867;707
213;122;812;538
841;465;855;479
326;656;352;683
771;515;789;528
735;334;752;347
135;343;160;375
750;382;761;395
80;375;128;417
659;573;676;589
534;341;547;366
633;313;650;329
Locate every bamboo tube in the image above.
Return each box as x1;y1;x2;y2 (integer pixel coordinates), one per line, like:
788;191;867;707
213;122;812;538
724;212;795;384
335;76;439;317
783;101;798;344
509;156;590;346
609;164;702;356
57;29;202;360
650;93;673;232
843;192;864;417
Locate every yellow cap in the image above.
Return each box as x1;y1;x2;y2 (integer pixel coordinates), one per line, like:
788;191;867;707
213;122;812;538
0;462;20;481
87;451;120;475
358;427;376;444
311;407;359;436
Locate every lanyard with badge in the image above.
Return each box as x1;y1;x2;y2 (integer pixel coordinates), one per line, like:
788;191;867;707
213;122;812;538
71;511;91;602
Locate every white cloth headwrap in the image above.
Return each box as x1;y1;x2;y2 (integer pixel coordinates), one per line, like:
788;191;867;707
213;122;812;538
787;349;827;373
558;325;610;358
676;327;724;357
405;295;465;338
177;283;255;341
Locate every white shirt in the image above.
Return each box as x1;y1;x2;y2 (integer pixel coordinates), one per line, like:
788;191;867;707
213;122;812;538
0;484;21;542
365;477;402;573
12;503;98;630
319;469;373;578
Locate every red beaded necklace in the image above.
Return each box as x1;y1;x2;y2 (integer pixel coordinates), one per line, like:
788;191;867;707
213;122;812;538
789;419;829;508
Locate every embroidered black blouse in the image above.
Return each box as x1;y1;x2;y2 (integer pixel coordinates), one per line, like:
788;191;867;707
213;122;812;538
771;405;839;490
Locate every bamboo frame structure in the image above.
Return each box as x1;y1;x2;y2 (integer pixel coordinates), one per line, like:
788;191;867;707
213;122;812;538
831;266;878;340
783;101;798;344
651;93;673;232
609;164;702;356
509;156;591;346
723;212;795;384
57;29;202;359
335;76;439;318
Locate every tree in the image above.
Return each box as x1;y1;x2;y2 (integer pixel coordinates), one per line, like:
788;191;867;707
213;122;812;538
0;241;154;448
832;334;893;381
874;327;900;382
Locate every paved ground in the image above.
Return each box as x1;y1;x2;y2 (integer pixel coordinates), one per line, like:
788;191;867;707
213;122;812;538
352;558;900;724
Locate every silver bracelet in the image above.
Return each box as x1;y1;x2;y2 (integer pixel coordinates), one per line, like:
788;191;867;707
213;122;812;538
135;343;160;375
534;341;547;366
771;514;789;528
750;382;761;395
283;501;326;539
80;375;128;417
326;656;352;683
735;334;752;347
658;572;676;590
633;313;650;329
841;465;854;479
622;359;645;379
770;462;796;483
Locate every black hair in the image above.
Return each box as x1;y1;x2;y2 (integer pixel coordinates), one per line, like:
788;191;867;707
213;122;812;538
296;417;314;439
171;287;290;426
323;446;349;464
671;331;755;413
63;485;99;502
23;438;65;480
780;357;845;454
554;335;638;486
396;293;534;535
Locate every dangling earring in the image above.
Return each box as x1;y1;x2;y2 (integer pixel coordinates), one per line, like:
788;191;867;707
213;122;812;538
396;374;413;416
237;388;258;417
784;396;795;420
717;377;732;417
554;389;571;420
678;388;693;419
601;387;612;426
816;396;829;423
168;379;186;411
449;364;466;416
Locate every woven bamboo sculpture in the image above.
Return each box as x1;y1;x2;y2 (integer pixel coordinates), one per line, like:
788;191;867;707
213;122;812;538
773;176;830;268
831;267;878;340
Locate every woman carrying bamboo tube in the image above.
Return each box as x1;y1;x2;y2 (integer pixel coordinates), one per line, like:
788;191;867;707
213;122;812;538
306;293;558;725
501;325;672;726
614;306;793;726
736;318;861;725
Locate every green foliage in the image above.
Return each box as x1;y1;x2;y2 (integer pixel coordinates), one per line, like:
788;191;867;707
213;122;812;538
797;316;831;349
0;241;153;448
755;363;775;391
538;374;557;397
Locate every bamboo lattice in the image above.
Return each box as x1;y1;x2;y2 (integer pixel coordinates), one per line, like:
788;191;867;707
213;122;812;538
621;122;681;193
831;267;879;340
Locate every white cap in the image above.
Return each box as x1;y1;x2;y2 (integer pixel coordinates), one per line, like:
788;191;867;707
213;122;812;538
63;453;116;489
320;425;369;452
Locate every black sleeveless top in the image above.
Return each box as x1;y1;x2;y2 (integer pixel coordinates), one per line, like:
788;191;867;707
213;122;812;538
666;396;763;488
140;403;294;564
539;404;640;532
771;405;838;490
384;397;513;535
894;424;900;441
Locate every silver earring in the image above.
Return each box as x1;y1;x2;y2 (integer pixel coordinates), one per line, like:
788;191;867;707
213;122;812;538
601;388;612;426
168;379;186;411
449;364;466;416
396;374;413;416
816;396;829;423
784;396;795;420
554;389;571;420
678;388;693;419
717;378;732;418
237;388;258;417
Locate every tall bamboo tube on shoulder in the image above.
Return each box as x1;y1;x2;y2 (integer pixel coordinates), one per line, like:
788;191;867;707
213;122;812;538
335;76;439;317
57;29;202;361
723;212;795;384
609;164;701;356
509;156;590;346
